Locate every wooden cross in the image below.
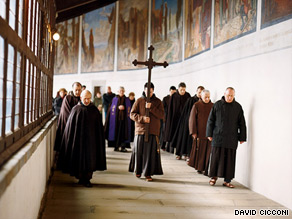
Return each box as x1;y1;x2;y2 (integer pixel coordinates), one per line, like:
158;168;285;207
132;45;168;142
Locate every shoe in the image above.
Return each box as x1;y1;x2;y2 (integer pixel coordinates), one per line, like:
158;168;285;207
120;148;127;152
114;148;119;152
84;181;92;188
145;176;153;182
223;182;235;188
209;177;217;186
136;174;141;178
176;156;181;160
197;170;203;174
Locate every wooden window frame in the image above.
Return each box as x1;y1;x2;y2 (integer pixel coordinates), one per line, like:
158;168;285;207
0;0;56;167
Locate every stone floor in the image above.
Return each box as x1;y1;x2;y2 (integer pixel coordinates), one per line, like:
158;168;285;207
40;147;291;219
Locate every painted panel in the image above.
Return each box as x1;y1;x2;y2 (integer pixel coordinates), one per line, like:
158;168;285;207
81;3;116;72
261;0;292;29
118;0;149;70
185;0;212;59
214;0;257;47
54;18;80;74
151;0;183;63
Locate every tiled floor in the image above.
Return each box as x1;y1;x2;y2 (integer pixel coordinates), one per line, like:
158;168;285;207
40;147;291;219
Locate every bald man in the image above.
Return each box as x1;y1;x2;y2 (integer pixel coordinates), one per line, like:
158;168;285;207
59;90;106;187
206;87;246;188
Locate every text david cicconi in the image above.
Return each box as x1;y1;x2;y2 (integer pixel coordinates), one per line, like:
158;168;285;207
234;209;289;216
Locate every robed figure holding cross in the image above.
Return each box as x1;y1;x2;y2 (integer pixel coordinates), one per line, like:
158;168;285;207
128;45;168;181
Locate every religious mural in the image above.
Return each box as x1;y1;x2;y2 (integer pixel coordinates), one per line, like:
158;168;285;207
81;3;116;72
184;0;212;59
261;0;292;29
54;18;80;74
214;0;257;47
117;0;149;70
151;0;183;64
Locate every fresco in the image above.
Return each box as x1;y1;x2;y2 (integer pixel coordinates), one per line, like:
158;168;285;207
54;18;80;74
261;0;292;28
117;0;149;70
151;0;183;63
184;0;212;59
81;3;116;72
214;0;257;46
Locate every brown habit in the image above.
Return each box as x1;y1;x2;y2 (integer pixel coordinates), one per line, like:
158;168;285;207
188;100;213;172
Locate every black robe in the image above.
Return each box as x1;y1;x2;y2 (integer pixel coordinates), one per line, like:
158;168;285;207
53;95;65;115
171;95;200;157
164;92;191;143
159;95;171;148
102;92;115;117
54;94;80;152
207;97;246;181
58;103;106;179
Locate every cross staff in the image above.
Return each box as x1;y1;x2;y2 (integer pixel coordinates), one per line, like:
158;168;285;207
132;45;168;142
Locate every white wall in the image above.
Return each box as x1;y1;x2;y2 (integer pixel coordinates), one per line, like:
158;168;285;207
0;118;57;219
53;15;292;210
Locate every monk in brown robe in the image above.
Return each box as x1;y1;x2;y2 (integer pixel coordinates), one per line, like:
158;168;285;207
188;90;213;174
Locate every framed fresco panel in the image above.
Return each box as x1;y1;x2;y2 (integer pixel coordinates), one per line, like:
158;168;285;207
214;0;257;47
54;17;80;74
117;0;149;70
184;0;212;59
81;3;116;72
261;0;292;29
151;0;183;64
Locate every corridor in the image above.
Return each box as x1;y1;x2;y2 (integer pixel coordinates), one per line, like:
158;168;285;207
40;148;290;219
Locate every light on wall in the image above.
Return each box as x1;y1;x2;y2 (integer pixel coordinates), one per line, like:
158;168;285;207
52;31;60;41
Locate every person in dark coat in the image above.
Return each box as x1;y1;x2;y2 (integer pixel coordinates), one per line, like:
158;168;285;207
128;92;136;144
103;86;116;118
171;86;205;160
206;87;247;188
164;82;191;153
159;86;176;150
53;88;67;115
54;82;82;152
104;86;132;152
188;90;213;174
59;90;106;187
129;83;164;181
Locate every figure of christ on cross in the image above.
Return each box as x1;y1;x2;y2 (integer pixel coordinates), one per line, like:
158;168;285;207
132;45;168;142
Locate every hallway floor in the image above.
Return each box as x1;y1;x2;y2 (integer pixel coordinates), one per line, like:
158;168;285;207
40;148;291;219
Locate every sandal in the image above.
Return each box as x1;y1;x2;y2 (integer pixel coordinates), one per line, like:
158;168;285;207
209;177;217;186
145;176;153;182
176;156;181;160
223;182;235;188
136;174;141;178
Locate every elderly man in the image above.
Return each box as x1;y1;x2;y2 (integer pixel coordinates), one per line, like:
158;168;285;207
54;82;82;152
206;87;246;188
129;82;164;181
59;90;106;187
189;90;213;174
104;86;131;152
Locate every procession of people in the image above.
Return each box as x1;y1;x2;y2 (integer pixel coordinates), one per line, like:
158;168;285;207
54;82;246;188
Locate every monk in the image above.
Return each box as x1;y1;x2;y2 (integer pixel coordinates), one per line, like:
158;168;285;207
206;87;246;188
59;90;106;187
188;90;213;174
129;83;164;181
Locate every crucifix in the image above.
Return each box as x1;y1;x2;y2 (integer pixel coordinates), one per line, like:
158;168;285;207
132;45;168;142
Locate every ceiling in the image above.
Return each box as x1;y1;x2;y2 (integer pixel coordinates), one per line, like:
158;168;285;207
55;0;117;23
